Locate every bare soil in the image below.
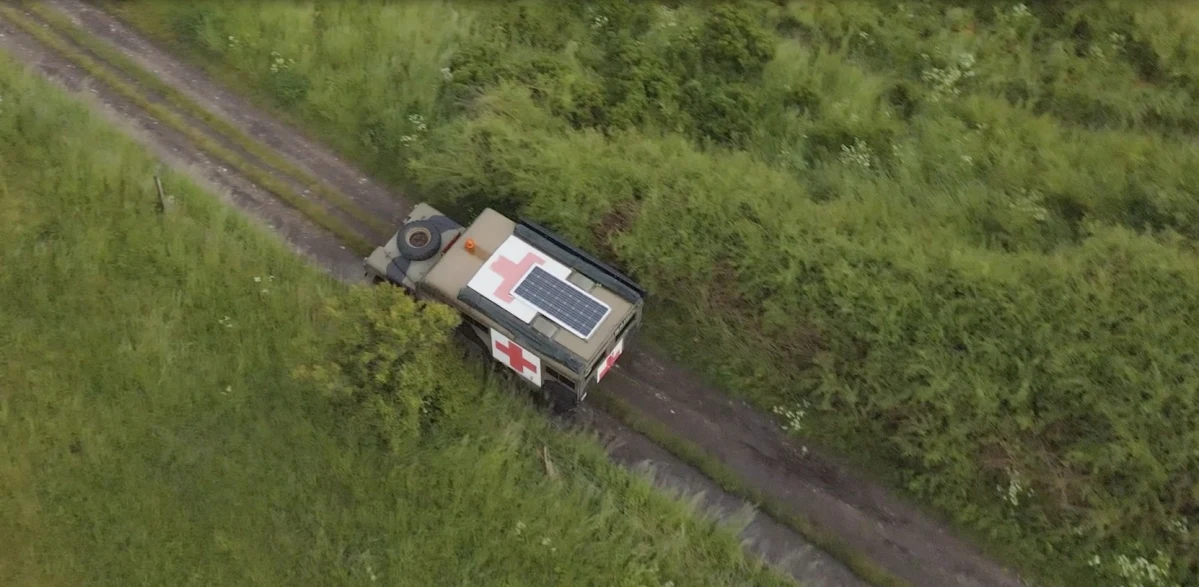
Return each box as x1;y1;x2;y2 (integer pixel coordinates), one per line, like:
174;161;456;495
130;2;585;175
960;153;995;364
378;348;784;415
1;2;1033;586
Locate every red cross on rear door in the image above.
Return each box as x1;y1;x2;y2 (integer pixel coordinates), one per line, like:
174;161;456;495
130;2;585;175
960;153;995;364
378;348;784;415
596;337;624;383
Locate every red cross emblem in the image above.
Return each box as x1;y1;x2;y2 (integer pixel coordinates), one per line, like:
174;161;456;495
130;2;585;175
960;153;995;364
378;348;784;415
597;341;623;381
494;339;538;375
487;251;544;303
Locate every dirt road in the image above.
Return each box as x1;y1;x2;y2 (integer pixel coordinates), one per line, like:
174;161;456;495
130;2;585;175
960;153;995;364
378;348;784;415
0;2;1031;586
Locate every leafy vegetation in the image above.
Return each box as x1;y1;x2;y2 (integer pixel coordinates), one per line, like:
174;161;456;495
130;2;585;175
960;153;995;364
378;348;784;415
107;1;1199;585
0;49;792;587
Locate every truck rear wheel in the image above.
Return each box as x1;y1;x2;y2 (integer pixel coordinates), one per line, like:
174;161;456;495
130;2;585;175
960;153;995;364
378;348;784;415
546;381;580;416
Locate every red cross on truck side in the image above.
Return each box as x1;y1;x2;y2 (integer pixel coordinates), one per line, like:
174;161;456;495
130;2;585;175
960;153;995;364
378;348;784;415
487;251;545;302
494;339;538;375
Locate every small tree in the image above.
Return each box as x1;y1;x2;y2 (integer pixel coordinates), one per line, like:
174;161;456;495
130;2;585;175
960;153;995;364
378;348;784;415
294;285;468;450
699;4;776;79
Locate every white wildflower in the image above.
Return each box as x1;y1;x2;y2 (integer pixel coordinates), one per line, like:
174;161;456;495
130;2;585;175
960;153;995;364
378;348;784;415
996;467;1033;507
1111;551;1175;587
254;276;262;283
1009;191;1050;222
921;52;977;102
1109;31;1127;54
1166;518;1189;536
407;113;428;132
839;138;875;170
773;400;812;434
268;51;295;74
656;6;678;28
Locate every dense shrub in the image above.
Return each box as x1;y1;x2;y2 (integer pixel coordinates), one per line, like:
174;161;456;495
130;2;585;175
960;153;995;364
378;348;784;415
697;4;777;79
781;1;1199;136
444;2;777;148
117;1;1199;583
409;87;1199;584
294;285;469;449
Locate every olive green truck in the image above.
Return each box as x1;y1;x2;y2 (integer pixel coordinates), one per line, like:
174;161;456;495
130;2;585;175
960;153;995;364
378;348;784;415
365;203;647;412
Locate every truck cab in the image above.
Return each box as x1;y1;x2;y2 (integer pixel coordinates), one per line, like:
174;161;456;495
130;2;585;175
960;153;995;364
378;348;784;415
365;203;646;412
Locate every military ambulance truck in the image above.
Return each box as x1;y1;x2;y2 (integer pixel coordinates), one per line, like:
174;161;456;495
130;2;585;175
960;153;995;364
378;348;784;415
364;203;646;412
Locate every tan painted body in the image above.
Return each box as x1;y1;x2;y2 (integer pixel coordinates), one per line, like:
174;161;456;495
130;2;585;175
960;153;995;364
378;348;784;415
365;204;645;402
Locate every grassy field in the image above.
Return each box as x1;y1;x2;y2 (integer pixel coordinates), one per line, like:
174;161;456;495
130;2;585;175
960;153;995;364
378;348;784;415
104;1;1199;585
0;49;794;587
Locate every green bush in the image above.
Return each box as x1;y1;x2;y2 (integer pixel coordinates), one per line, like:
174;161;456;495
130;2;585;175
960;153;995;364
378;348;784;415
408;85;1199;584
294;286;469;448
169;6;219;48
697;4;777;79
111;1;1199;583
0;46;797;587
266;67;309;107
443;2;778;148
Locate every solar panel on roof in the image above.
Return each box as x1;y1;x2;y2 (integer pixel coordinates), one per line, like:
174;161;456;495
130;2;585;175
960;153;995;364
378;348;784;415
513;266;611;340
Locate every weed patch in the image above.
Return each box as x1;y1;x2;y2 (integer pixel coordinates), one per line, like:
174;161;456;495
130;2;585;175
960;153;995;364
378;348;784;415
0;46;789;587
106;1;1199;584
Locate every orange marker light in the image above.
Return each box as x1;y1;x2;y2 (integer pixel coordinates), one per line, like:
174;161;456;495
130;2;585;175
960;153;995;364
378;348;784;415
464;238;476;252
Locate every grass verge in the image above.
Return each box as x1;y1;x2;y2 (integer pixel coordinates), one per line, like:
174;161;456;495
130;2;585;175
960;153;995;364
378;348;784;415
94;2;1199;585
0;44;793;587
9;4;917;585
22;1;395;238
0;4;376;254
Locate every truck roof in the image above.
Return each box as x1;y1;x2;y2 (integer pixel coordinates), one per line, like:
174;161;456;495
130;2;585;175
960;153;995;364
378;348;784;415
422;209;645;373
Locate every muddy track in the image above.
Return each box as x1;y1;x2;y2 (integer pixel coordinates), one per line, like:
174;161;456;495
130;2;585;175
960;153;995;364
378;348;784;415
0;2;1031;586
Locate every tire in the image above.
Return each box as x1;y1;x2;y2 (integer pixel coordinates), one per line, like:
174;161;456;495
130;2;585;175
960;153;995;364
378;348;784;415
546;381;580;416
397;219;442;261
456;323;490;360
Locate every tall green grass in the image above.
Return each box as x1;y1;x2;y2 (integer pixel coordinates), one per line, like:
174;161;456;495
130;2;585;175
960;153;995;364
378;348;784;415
0;50;791;587
105;1;1199;585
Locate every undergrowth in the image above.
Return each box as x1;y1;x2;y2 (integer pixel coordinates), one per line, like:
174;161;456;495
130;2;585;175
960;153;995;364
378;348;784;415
0;47;788;587
106;1;1199;585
